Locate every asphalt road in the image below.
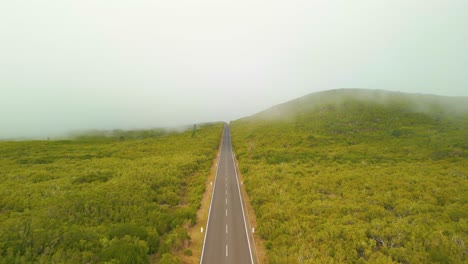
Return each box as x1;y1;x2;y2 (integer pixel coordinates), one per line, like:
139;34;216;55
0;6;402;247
200;124;254;264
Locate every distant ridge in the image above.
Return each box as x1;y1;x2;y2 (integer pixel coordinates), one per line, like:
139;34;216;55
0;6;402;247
240;89;468;121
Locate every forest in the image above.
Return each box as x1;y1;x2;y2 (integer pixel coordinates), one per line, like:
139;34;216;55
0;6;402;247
0;123;223;263
231;90;468;263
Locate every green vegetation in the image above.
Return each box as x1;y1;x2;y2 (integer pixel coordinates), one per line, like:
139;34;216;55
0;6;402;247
0;123;223;263
231;90;468;263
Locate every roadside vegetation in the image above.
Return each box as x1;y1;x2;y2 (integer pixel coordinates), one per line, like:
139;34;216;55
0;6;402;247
231;90;468;263
0;123;223;263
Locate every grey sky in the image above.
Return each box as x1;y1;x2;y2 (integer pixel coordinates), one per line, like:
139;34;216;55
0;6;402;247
1;0;467;139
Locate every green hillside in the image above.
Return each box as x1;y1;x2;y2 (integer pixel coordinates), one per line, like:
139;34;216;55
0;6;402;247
231;89;468;263
0;123;223;263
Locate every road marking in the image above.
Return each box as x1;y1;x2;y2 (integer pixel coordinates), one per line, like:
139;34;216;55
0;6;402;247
201;126;255;264
230;132;255;264
200;126;224;264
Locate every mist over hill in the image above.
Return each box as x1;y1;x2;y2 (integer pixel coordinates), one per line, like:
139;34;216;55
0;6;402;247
242;89;468;122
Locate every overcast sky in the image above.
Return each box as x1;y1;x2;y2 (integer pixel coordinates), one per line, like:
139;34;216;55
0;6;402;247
1;0;467;139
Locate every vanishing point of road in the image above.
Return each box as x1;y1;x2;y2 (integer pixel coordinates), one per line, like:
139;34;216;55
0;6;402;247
200;124;255;264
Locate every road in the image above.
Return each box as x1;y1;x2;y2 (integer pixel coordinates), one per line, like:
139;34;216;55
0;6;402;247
200;124;254;264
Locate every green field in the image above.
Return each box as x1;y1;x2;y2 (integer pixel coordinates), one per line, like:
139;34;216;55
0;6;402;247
231;90;468;263
0;123;223;263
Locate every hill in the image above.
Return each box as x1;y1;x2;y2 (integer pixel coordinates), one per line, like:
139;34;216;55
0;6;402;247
231;89;468;263
251;89;468;121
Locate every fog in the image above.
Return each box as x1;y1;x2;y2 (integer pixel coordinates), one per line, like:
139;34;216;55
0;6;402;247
1;1;467;139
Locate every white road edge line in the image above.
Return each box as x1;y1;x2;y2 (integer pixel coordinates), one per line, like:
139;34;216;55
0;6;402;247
200;126;224;264
229;129;255;264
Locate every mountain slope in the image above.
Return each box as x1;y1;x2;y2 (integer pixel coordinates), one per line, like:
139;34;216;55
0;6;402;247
251;89;468;121
231;89;468;263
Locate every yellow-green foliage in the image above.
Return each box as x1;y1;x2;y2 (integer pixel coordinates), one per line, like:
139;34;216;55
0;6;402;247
231;92;468;263
0;123;223;263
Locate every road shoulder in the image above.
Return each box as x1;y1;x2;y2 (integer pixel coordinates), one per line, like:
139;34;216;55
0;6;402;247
233;153;267;264
181;136;223;263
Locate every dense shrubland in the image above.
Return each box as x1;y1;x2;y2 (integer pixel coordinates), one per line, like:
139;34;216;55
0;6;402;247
0;123;223;263
231;90;468;263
